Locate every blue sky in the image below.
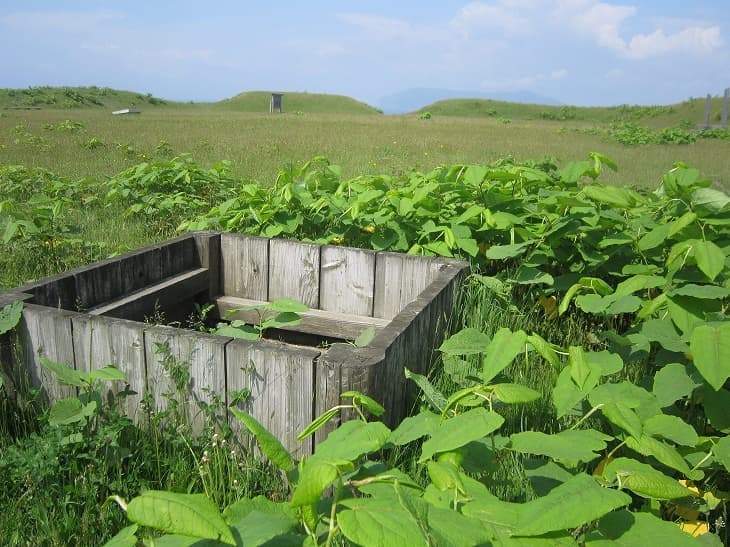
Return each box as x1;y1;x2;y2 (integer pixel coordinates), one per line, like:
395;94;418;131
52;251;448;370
1;1;727;107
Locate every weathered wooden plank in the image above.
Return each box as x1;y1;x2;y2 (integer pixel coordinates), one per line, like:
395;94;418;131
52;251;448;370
226;338;319;458
221;234;269;299
17;304;77;402
268;239;319;307
0;291;33;308
18;272;77;309
74;258;123;310
214;296;389;341
373;252;444;320
71;314;146;420
320;246;376;316
87;268;209;320
193;231;222;298
158;235;199;278
144;326;229;434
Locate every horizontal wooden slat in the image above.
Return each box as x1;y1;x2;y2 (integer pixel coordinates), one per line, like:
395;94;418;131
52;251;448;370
214;296;390;341
87;268;209;319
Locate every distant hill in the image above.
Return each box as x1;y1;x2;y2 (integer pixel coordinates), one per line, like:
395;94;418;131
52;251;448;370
378;88;561;114
0;86;173;110
413;96;720;128
215;91;382;114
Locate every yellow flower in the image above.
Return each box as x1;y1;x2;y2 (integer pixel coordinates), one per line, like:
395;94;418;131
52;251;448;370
362;226;375;233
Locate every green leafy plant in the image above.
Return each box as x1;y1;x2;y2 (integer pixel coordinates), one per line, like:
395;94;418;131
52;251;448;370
214;299;308;340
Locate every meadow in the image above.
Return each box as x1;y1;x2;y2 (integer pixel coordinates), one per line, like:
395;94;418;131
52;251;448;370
0;87;729;545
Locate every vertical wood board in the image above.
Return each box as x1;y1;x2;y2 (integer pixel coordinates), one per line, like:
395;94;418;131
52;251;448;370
268;239;320;307
320;246;375;316
71;314;146;419
373;253;444;320
18;305;77;401
144;326;229;434
226;339;318;458
221;234;269;299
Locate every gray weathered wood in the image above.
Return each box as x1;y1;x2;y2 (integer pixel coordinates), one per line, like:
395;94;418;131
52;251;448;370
18;304;77;402
71;314;146;419
87;268;209;320
214;296;389;340
268;239;320;307
221;234;269;299
320;246;376;316
194;232;222;298
226;338;318;458
144;326;229;434
373;252;443;320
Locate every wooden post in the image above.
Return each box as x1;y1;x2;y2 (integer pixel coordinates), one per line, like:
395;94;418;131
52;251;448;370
704;94;712;128
270;93;283;113
722;88;729;128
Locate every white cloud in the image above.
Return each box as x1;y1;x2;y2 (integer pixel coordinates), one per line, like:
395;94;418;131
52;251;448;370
450;1;532;37
624;26;722;59
556;1;722;59
1;10;123;33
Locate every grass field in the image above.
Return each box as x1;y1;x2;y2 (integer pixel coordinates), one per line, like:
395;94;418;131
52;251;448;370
2;104;729;190
1;86;729;545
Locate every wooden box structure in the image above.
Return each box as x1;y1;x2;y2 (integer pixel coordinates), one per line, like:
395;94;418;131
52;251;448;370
0;233;467;457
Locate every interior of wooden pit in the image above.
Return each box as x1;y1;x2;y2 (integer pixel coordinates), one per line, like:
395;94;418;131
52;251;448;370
17;233;449;346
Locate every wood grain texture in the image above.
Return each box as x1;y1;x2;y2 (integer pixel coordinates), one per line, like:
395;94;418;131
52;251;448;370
320;246;376;316
214;296;389;341
373;252;444;320
226;338;319;458
18;304;77;402
268;239;320;307
144;325;229;434
193;231;222;299
221;234;269;299
71;314;146;420
87;268;209;321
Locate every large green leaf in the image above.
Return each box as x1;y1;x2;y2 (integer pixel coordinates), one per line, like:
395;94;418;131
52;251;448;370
0;301;23;335
89;365;127;382
690;322;730;390
228;511;296;546
230;408;293;472
404;369;447;412
509;429;610;464
693;240;725;281
691;187;730;214
490;383;541;404
603;458;697;499
49;398;86;426
481;328;527;384
419;408;504;463
652;363;702;407
484;241;532;260
314;420;390;462
586;510;702;546
568;346;601;392
289;458;345;507
267;299;309;313
625;435;697;478
101;525;138;547
438;327;490;355
126;491;235;545
388;411;439;446
41;358;86;387
643;414;698;447
513;473;630;536
338;495;427;546
713;435;730;472
638;224;670;252
552;366;586;418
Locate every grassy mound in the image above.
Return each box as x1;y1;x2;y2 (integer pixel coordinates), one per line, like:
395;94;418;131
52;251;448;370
415;96;725;128
0;86;174;110
214;91;382;114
